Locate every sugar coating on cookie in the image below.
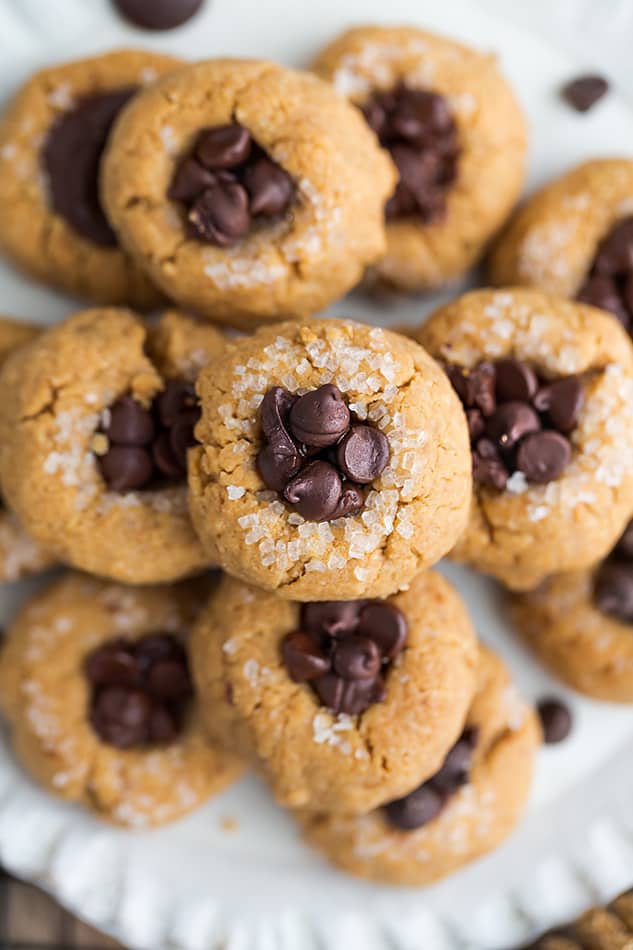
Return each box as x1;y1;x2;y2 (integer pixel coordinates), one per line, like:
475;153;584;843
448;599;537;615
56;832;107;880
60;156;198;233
0;317;57;581
0;50;181;307
0;308;225;584
313;25;526;292
489;159;633;315
0;571;242;827
188;318;471;600
418;288;633;590
101;59;396;328
511;518;633;702
191;570;478;813
299;645;540;885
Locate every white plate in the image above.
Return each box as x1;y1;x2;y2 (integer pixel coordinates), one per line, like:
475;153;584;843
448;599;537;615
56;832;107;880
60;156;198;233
1;2;633;948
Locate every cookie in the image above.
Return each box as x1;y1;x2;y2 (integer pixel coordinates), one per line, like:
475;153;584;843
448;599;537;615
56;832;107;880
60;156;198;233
188;318;471;600
417;288;633;590
0;308;225;584
191;569;478;813
101;59;396;328
299;645;540;885
511;518;633;701
0;50;181;307
0;571;243;827
0;317;57;580
312;25;526;293
489;159;633;335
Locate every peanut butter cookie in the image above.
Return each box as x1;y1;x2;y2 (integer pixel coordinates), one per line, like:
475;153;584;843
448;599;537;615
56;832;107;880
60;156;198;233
299;645;540;885
191;570;477;813
417;289;633;590
313;25;526;292
0;308;225;583
101;58;395;328
0;571;243;827
0;50;181;307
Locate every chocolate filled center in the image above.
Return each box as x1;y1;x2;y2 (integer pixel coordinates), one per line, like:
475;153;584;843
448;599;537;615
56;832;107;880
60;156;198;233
361;83;459;223
577;216;633;335
256;384;390;522
445;359;583;491
42;87;137;246
86;633;193;749
94;378;200;493
593;518;633;623
281;599;407;716
383;728;478;830
168;123;295;246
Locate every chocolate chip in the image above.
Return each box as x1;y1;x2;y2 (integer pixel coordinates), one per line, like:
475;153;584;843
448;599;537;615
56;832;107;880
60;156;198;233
85;641;142;688
339;675;385;715
153;430;186;480
147;659;192;700
135;633;180;668
148;706;179;743
168;158;217;202
594;561;633;622
384;784;444;831
300;601;364;637
312;672;344;713
257;387;301;492
113;0;204;29
594;218;633;276
98;445;154;492
329;483;365;519
357;602;408;658
335;425;390;484
281;631;330;682
624;274;633;317
577;274;630;325
515;430;571;484
90;686;152;749
472;450;508;491
188;182;251;246
466;408;485;441
155;379;197;427
533;376;584;433
537;698;572;744
495;359;538;403
486;402;541;450
289;385;351;448
333;636;381;680
196;124;252;170
615;520;633;560
561;74;609;112
42;88;136;246
432;732;476;792
243;156;294;217
283;461;342;521
105;395;155;446
447;362;496;416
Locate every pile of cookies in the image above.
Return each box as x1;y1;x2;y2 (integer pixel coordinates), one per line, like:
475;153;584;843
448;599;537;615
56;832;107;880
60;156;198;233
0;19;631;890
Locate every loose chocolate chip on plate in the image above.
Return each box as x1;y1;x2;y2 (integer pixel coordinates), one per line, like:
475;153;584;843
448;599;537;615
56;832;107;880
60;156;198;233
282;631;330;682
494;358;538;403
289;384;351;448
537;698;572;744
335;425;390;483
561;74;609;112
105;395;155;446
384;783;444;831
594;561;633;623
188;182;251;246
113;0;204;29
98;445;154;492
515;430;571;484
283;460;343;521
333;636;381;680
357;602;408;658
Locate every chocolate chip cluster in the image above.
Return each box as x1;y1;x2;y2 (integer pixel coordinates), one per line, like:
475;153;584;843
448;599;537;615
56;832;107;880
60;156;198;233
168;123;295;246
281;599;407;716
361;83;459;222
446;359;584;490
383;728;478;830
86;634;193;749
577;217;633;335
256;384;390;522
94;380;199;493
593;519;633;623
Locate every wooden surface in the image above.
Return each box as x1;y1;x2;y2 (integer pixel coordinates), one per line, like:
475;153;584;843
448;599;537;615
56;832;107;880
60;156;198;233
0;870;121;949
